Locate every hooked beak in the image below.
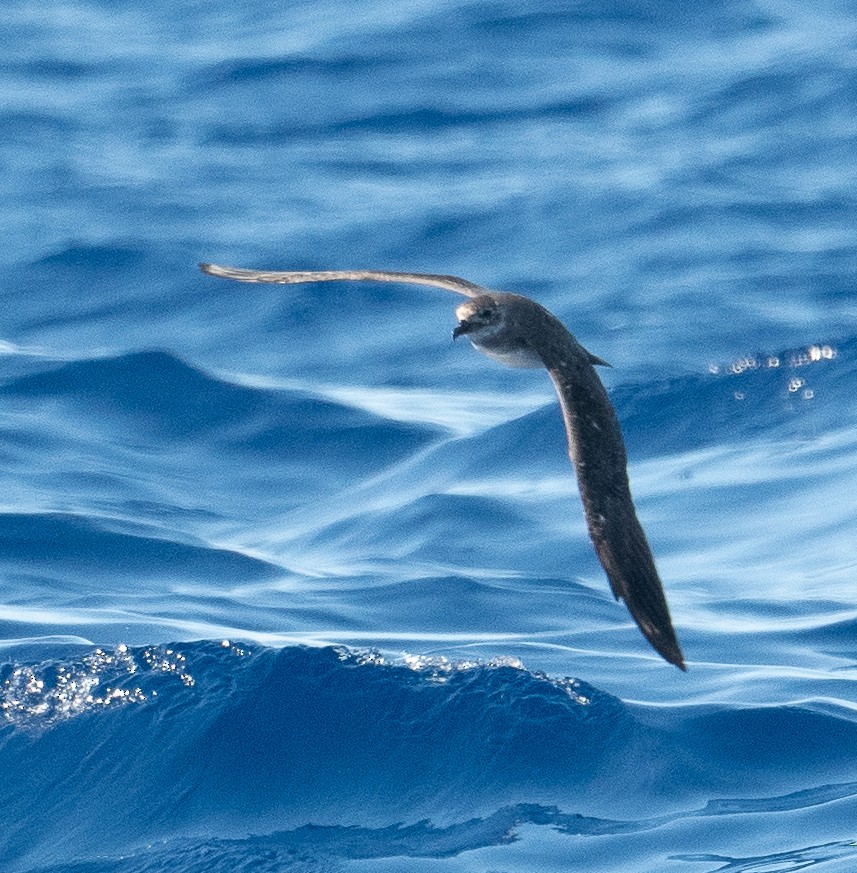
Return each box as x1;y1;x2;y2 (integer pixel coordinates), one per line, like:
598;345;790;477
452;320;472;340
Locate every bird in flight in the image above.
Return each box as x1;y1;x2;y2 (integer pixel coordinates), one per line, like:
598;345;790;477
199;263;685;670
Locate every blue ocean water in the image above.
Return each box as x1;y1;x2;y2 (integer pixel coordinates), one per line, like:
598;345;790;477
2;0;857;870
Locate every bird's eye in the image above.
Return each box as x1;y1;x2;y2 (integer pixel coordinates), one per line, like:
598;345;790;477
478;308;493;319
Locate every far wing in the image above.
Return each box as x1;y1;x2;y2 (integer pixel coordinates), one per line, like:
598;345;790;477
199;263;488;297
548;355;685;669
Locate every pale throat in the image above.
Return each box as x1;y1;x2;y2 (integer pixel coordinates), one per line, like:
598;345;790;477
467;334;544;369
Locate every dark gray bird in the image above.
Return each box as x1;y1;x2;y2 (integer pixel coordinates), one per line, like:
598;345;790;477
199;263;686;670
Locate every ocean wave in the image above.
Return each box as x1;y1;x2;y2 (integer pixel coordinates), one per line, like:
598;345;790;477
0;349;439;472
2;642;856;871
0;511;279;582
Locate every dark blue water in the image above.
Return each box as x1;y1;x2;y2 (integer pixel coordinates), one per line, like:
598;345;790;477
2;1;857;870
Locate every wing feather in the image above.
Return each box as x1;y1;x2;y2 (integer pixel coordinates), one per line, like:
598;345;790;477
548;355;685;669
199;263;487;297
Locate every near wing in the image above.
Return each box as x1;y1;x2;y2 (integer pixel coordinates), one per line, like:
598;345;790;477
548;357;686;669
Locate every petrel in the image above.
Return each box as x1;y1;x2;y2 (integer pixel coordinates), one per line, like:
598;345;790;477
199;263;685;670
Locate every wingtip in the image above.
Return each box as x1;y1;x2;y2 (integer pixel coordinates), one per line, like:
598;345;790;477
198;262;244;280
660;643;687;671
634;609;686;671
651;635;686;671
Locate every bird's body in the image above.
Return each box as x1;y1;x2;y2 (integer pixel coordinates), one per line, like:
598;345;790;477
199;263;686;670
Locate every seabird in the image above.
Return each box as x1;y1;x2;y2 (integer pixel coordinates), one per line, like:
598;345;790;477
198;263;686;670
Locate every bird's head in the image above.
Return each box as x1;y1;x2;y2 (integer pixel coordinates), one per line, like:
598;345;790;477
453;296;505;341
453;294;544;368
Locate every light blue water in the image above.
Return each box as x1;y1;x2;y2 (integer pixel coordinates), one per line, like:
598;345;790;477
2;1;857;870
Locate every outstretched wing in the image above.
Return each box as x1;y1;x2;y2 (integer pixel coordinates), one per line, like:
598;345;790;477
199;263;488;297
548;355;685;669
